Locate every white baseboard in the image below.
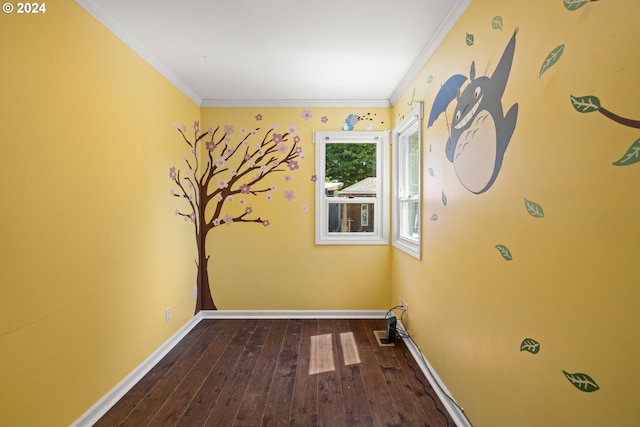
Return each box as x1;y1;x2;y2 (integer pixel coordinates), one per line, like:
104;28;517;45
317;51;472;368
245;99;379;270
200;309;387;319
71;312;203;427
71;310;385;426
397;321;473;427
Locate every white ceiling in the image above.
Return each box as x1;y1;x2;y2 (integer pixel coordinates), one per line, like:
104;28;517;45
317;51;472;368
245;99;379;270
77;0;471;106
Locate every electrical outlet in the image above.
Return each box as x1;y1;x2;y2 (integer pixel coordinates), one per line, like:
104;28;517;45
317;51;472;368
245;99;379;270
165;307;171;322
192;286;197;300
399;297;408;312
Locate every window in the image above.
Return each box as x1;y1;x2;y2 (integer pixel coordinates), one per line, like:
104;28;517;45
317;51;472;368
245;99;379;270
392;103;422;258
314;131;389;245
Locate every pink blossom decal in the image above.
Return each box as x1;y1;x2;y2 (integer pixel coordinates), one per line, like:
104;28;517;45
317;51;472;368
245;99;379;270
277;144;289;154
321;116;329;123
170;121;305;312
301;110;313;120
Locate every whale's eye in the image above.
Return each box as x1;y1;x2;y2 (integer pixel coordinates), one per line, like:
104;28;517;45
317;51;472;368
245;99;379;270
474;86;481;99
455;110;461;122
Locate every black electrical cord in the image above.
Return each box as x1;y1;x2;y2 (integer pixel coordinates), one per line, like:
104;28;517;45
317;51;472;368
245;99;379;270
384;305;403;320
385;306;474;427
401;344;452;427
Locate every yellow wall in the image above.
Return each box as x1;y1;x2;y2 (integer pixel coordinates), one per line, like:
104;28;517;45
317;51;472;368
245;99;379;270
391;1;640;426
199;107;391;310
4;0;638;426
0;2;199;426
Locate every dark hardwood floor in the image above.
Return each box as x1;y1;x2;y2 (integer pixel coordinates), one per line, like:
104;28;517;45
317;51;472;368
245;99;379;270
95;318;454;427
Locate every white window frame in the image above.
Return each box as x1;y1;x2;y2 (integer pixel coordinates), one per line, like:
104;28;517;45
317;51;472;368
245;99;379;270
392;103;423;259
314;131;389;245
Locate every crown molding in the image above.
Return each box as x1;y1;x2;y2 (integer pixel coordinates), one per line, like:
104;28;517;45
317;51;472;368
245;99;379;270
388;0;472;105
75;0;203;106
200;99;391;108
76;0;470;109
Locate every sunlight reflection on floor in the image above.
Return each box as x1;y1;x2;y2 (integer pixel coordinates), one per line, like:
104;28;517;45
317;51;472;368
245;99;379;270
309;332;361;375
340;332;361;366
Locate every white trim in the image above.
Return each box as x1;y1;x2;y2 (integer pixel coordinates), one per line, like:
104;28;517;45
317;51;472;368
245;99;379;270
76;0;470;109
201;99;391;108
397;321;473;427
392;103;423;259
389;0;472;105
71;313;203;427
71;310;386;426
200;310;387;319
314;131;390;245
75;0;202;106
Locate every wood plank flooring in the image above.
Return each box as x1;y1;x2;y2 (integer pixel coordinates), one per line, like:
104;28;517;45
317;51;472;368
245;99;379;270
95;319;454;427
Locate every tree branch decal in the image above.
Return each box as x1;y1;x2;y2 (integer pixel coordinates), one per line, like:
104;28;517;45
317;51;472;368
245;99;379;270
570;95;640;166
169;121;303;312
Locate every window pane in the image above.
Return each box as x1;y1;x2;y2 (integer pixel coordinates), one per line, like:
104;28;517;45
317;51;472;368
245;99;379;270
407;130;420;197
328;202;375;233
400;200;419;239
326;143;377;198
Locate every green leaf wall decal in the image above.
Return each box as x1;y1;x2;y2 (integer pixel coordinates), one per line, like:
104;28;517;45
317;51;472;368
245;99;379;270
492;16;503;30
520;338;540;354
524;198;544;218
570;95;601;113
427;75;433;84
428;167;434;177
612;138;640;166
442;191;448;206
495;245;513;261
563;0;590;11
539;44;565;77
466;33;474;46
563;370;600;392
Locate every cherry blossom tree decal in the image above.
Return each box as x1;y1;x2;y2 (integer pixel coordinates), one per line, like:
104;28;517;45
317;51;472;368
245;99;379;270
170;121;303;312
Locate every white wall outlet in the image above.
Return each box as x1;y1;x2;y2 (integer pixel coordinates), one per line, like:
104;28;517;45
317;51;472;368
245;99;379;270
399;297;408;312
165;307;171;322
192;286;197;300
